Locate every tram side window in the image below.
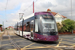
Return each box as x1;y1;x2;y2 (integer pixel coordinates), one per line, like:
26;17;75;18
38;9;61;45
26;22;30;32
23;24;26;31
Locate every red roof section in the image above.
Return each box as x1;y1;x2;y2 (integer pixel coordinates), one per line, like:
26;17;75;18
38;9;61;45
51;12;67;18
51;12;57;16
61;15;67;18
47;9;67;18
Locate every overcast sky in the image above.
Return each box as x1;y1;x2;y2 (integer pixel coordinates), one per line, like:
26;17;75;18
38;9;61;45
0;0;75;28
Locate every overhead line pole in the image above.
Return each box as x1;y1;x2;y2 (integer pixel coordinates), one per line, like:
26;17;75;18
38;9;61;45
33;1;34;13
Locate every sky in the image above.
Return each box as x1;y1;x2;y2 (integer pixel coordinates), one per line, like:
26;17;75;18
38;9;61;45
0;0;75;28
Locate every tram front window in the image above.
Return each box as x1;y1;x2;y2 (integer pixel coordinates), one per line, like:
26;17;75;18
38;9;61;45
39;15;58;35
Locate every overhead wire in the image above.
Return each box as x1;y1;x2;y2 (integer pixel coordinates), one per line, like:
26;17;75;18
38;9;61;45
23;3;33;12
4;0;8;28
5;0;8;17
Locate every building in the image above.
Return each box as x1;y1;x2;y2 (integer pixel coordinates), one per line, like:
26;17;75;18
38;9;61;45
7;26;14;30
51;12;67;23
47;9;67;23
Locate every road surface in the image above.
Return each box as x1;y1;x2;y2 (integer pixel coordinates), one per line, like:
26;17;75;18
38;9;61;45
0;30;75;50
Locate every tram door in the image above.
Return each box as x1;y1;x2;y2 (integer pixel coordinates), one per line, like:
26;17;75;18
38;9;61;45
30;20;34;39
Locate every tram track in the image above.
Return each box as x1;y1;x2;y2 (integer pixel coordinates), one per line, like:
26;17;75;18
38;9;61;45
1;30;75;50
7;30;21;50
0;30;5;47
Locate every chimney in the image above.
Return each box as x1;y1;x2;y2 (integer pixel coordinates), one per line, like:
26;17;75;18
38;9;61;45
47;9;51;12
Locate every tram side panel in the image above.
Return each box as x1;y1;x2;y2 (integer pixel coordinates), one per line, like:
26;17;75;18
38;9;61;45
19;26;22;36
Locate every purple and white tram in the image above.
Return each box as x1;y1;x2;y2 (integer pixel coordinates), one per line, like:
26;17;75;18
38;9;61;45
14;12;59;42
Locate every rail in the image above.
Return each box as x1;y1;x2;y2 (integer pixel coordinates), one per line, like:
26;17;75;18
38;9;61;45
0;30;5;47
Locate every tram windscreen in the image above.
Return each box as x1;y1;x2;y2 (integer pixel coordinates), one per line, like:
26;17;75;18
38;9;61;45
38;14;58;35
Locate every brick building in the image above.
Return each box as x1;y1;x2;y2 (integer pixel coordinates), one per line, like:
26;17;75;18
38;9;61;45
7;26;14;30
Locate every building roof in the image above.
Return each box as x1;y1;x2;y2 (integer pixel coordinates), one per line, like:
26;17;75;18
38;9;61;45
61;15;67;18
51;12;57;16
51;12;67;18
47;9;67;18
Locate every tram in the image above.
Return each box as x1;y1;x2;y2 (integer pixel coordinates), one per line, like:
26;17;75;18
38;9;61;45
14;12;59;42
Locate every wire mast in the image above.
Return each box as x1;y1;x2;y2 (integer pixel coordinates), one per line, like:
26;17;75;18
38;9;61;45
33;1;34;13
